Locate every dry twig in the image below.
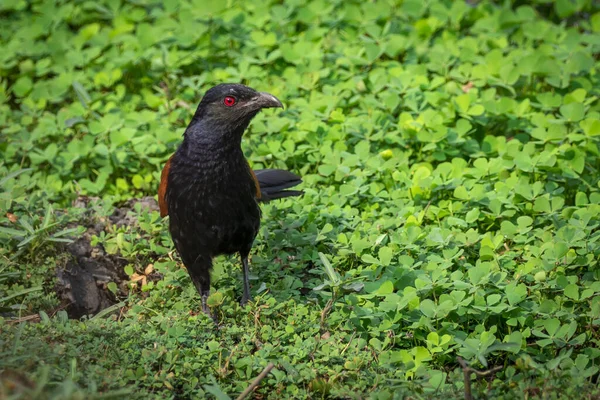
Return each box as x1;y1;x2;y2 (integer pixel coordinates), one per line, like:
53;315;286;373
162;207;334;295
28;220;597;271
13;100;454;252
236;362;275;400
457;357;503;400
320;298;334;329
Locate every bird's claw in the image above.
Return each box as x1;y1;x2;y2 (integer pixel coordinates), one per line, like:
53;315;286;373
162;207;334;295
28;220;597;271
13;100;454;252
201;294;218;324
240;294;253;307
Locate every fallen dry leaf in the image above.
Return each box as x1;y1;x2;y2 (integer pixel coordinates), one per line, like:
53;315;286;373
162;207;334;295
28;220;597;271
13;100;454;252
462;81;474;93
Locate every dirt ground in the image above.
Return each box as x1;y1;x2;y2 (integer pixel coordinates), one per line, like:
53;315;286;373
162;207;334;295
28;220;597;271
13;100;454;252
56;197;161;318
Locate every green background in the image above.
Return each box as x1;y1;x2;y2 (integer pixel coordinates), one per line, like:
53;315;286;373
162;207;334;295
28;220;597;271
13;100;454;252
1;0;600;398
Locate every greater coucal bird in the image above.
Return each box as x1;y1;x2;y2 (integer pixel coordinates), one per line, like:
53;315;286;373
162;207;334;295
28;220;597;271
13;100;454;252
158;83;302;315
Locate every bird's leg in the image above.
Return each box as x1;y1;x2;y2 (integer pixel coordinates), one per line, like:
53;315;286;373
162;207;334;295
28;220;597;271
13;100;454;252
188;256;215;320
190;275;212;317
240;253;252;306
200;288;210;315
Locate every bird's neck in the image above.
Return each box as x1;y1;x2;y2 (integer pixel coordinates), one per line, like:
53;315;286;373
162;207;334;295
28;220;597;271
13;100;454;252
178;124;247;169
181;120;247;161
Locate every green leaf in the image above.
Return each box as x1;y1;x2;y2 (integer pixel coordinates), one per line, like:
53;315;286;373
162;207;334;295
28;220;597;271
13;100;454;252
455;94;471;113
420;299;436;318
580;119;600;136
544;318;561;336
207;291;224;307
533;196;551;213
107;282;118;294
592;12;600;32
12;76;33;97
555;0;578;18
0;286;42;304
319;252;340;285
0;226;27;237
72;81;91;107
506;283;527;306
378;247;393;266
465;208;480;223
564;284;579;301
560;103;585;122
374;281;394;296
203;381;232;400
554;242;569;259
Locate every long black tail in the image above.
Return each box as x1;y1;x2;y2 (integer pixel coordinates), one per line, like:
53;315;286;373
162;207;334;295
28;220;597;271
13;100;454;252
254;169;303;202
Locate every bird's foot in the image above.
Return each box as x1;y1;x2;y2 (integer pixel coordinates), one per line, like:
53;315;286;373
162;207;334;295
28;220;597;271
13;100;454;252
240;294;253;307
201;307;219;325
201;294;218;324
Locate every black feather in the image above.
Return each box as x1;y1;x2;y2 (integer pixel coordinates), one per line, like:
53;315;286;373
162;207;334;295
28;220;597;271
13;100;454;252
162;83;302;317
254;169;303;201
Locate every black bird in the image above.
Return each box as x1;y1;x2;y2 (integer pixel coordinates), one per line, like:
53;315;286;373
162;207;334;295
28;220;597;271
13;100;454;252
158;83;303;315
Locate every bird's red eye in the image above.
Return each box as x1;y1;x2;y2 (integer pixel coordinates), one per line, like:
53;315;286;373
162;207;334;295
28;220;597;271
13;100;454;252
224;96;236;107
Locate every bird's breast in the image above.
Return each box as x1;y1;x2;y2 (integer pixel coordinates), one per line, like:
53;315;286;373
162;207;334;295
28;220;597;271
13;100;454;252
165;155;261;256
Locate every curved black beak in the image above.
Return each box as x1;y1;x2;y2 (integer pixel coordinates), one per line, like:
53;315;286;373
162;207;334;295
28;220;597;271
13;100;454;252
251;92;284;109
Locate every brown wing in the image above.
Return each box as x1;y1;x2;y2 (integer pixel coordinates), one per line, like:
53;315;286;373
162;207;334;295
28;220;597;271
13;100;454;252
248;162;262;200
158;155;173;217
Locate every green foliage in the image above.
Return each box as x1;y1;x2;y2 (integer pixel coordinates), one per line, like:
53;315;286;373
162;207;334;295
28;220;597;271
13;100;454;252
1;0;600;398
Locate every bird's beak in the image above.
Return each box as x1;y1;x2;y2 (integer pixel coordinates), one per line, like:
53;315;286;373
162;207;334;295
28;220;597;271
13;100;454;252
250;92;284;110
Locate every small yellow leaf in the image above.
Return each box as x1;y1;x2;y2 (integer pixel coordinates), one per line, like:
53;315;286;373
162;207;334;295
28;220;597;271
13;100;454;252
144;264;154;275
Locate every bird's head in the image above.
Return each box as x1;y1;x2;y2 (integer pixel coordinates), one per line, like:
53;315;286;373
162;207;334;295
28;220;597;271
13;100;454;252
188;83;283;138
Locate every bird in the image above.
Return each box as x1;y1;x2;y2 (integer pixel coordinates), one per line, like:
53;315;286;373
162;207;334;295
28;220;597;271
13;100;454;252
158;83;303;316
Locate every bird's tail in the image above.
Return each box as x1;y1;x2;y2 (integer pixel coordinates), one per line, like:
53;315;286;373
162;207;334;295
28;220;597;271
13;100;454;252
253;169;303;202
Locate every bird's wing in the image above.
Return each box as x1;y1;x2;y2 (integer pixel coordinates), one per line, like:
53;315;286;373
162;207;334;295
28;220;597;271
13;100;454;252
158;155;173;217
160;158;300;214
249;167;262;200
253;169;303;201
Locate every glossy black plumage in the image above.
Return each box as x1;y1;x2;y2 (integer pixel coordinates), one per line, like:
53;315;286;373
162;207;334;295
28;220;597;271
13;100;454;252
161;83;302;316
255;169;304;201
